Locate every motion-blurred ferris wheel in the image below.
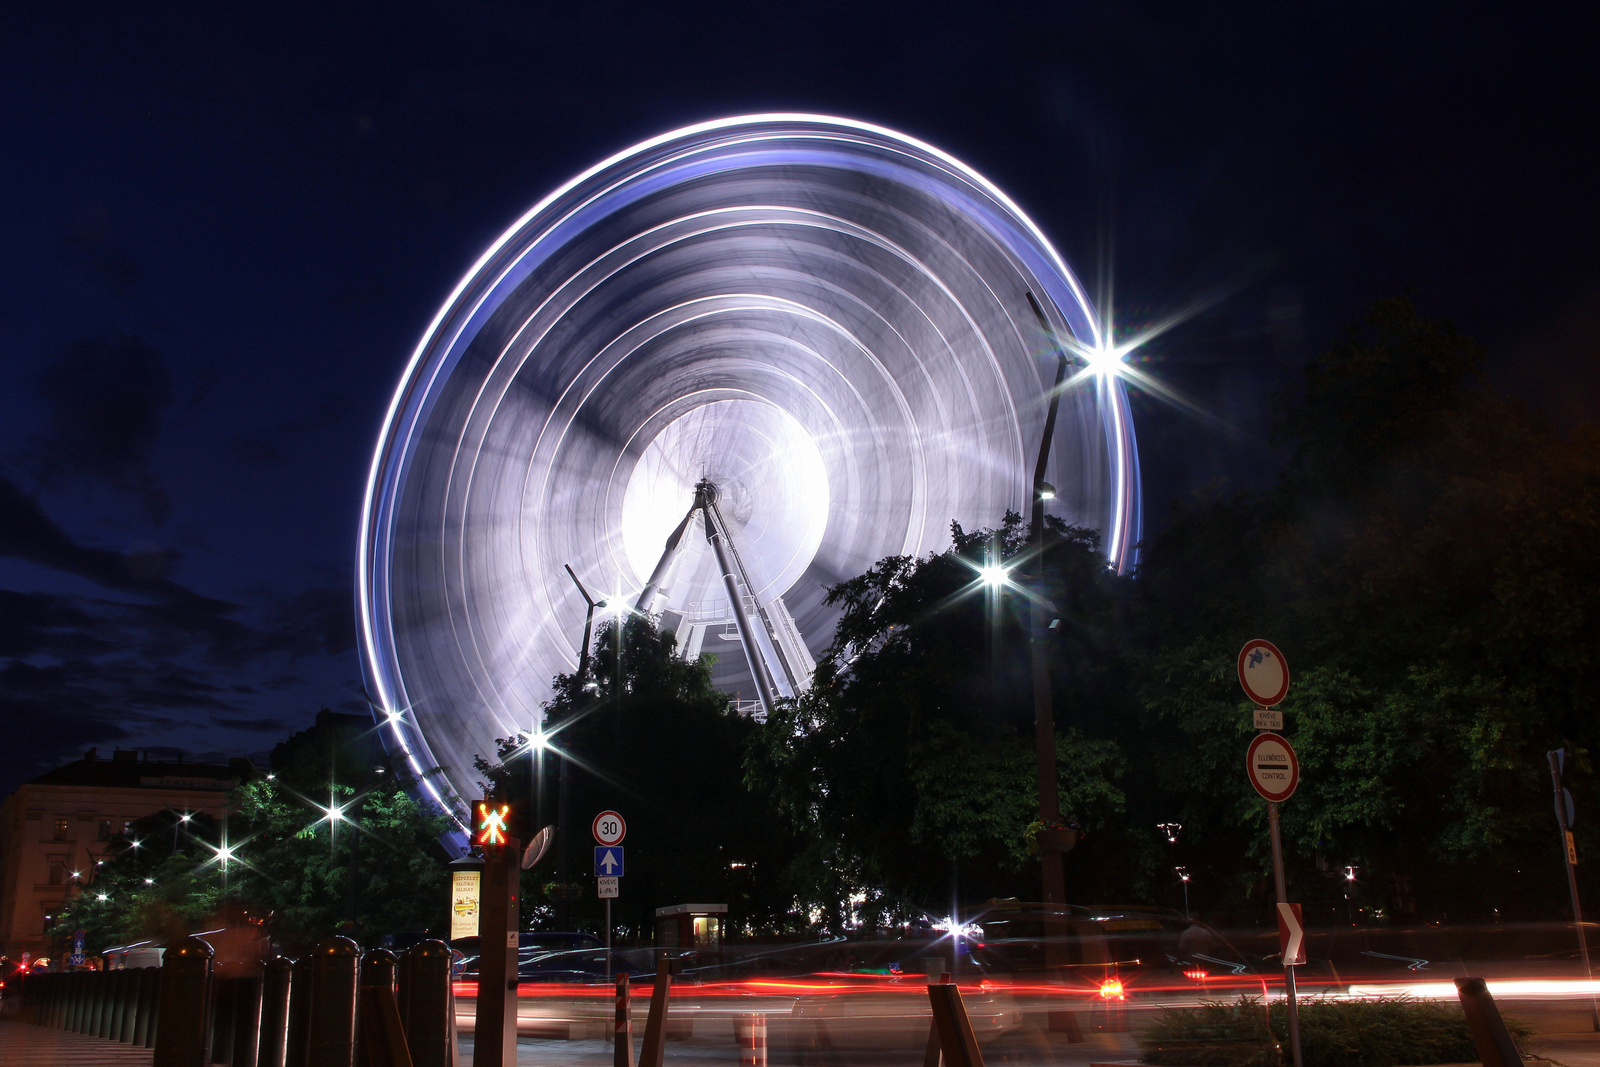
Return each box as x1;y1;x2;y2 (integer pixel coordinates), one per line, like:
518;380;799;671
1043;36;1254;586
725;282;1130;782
358;115;1141;827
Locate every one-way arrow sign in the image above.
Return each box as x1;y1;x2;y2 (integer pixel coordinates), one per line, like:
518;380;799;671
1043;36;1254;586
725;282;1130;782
594;845;624;877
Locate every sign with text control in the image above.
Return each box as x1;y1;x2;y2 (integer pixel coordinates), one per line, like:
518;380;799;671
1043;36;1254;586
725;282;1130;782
1247;732;1300;802
594;845;624;877
592;810;626;846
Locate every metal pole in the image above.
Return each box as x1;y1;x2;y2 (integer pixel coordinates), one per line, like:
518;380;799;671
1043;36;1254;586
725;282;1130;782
606;899;613;982
1548;750;1600;1031
1267;802;1303;1067
1025;290;1071;907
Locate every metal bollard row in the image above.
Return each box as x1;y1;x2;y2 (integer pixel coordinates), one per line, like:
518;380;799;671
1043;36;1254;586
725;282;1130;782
13;937;456;1067
13;965;162;1048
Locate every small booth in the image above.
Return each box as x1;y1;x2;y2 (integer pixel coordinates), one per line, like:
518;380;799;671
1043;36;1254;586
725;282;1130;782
654;903;727;964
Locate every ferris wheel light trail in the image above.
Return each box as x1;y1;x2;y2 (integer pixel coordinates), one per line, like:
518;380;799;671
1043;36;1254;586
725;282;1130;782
357;114;1144;831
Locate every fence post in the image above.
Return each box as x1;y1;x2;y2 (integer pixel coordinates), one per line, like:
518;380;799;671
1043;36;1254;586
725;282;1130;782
212;974;238;1064
233;975;264;1067
305;937;361;1067
926;977;985;1067
1455;978;1524;1067
135;967;159;1048
259;957;294;1067
286;956;314;1067
398;941;455;1067
358;948;412;1067
155;936;216;1067
120;968;140;1043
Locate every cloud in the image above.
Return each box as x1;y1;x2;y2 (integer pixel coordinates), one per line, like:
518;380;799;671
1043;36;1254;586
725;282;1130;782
32;332;173;522
0;476;356;792
228;393;350;468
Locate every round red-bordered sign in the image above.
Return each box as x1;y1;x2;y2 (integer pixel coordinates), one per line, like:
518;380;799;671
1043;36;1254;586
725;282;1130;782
1246;733;1299;802
592;810;625;846
1237;639;1290;707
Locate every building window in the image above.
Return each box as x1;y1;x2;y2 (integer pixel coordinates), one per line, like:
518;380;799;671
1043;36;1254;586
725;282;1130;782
48;859;65;886
53;818;68;841
123;820;135;837
98;819;113;841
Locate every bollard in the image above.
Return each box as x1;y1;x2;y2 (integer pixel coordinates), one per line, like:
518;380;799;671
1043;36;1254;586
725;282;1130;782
305;937;361;1067
143;966;163;1048
735;1013;767;1067
637;958;672;1067
94;969;113;1039
66;969;83;1032
259;957;294;1067
114;967;134;1041
286;956;314;1067
1455;978;1524;1067
120;968;140;1044
154;936;216;1067
134;967;158;1048
233;976;264;1067
615;973;636;1067
212;973;238;1064
358;949;412;1067
927;977;985;1067
398;941;455;1067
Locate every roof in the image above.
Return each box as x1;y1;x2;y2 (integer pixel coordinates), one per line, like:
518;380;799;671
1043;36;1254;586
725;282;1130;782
22;748;253;792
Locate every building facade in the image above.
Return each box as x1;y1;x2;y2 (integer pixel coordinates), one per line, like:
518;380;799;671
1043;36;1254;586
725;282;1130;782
0;748;250;965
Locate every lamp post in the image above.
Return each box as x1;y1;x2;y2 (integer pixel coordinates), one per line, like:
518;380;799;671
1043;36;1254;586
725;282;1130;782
1025;291;1076;905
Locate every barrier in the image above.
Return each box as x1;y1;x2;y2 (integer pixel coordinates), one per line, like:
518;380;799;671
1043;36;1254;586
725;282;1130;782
637;958;672;1067
305;937;361;1067
396;940;455;1067
1455;977;1524;1067
260;957;295;1067
736;1012;767;1067
357;948;413;1067
155;936;216;1067
615;973;636;1067
926;975;985;1067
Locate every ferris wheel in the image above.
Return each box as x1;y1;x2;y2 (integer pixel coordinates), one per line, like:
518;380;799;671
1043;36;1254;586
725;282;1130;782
357;115;1141;828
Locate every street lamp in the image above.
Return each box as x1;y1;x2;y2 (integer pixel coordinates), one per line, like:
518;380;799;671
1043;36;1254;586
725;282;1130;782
1343;866;1358;926
1175;867;1191;920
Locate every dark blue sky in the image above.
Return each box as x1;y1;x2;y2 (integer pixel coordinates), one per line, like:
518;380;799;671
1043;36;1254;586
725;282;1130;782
2;2;1597;794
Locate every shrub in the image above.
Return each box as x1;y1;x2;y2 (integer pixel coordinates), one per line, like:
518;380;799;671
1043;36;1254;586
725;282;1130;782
1139;995;1531;1067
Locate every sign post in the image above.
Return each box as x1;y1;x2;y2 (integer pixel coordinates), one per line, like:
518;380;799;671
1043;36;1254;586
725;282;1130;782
474;800;520;1067
593;811;626;980
1548;749;1600;1031
1240;641;1303;1067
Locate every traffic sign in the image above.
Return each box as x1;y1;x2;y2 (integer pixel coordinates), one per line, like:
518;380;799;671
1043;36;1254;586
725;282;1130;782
1276;903;1306;965
592;810;626;846
597;876;619;899
594;845;624;877
1254;707;1284;731
1247;733;1300;802
1238;640;1290;707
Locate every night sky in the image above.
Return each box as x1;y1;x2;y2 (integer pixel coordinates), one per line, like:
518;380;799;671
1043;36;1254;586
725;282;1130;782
3;3;1597;795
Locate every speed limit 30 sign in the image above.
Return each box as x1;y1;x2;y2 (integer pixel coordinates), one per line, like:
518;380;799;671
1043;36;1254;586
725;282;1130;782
592;810;626;846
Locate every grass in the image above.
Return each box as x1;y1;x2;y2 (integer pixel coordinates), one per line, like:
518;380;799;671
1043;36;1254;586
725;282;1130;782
1137;995;1533;1067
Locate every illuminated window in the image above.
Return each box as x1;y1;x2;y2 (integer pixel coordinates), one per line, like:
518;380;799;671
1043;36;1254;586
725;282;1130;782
53;818;68;841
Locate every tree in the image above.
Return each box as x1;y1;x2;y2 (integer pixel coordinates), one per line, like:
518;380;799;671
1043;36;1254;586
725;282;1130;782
748;514;1130;922
474;616;799;939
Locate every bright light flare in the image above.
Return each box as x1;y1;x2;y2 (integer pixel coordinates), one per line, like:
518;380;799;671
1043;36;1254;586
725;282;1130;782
1099;977;1126;999
978;564;1010;589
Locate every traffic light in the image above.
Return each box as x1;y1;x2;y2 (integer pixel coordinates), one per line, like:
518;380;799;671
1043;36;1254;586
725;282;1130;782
475;800;512;850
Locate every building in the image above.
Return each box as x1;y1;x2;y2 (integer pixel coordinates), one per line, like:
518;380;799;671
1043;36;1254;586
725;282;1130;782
0;747;253;965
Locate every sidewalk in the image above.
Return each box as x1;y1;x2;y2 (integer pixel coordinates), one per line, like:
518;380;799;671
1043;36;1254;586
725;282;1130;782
0;1018;153;1064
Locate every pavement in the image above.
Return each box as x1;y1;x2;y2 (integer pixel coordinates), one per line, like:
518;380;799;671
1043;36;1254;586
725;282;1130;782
0;1018;152;1064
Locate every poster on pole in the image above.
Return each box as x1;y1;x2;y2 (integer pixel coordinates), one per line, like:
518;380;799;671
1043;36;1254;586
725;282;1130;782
450;870;482;939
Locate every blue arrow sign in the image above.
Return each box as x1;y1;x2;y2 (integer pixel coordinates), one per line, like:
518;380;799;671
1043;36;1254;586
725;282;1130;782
594;845;624;877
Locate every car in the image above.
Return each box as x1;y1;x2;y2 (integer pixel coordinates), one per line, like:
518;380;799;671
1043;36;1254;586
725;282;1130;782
449;931;607;980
